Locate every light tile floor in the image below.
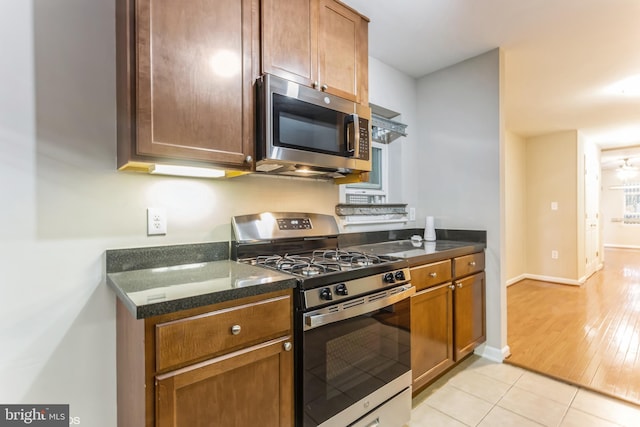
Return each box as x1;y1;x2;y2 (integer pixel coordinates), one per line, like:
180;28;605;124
409;356;640;427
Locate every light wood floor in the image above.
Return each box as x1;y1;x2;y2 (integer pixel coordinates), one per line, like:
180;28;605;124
506;247;640;406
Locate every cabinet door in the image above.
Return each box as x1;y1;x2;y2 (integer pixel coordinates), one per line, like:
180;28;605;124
317;0;368;103
262;0;317;86
411;283;454;392
156;336;293;427
453;272;486;361
134;0;255;167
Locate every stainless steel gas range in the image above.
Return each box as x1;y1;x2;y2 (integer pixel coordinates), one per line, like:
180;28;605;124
232;212;414;427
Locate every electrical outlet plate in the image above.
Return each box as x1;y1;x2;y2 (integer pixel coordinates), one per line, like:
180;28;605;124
409;207;416;221
147;207;167;236
551;250;558;259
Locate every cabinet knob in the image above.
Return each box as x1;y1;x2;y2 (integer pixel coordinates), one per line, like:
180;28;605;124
429;272;437;278
245;155;253;163
312;81;319;89
449;284;455;290
321;84;328;91
231;325;241;335
456;282;463;288
469;261;476;267
283;342;292;352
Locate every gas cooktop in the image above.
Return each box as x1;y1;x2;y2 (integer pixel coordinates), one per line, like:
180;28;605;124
231;212;410;291
253;249;398;277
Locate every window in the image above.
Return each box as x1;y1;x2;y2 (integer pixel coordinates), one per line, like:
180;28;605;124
343;142;388;204
624;183;640;224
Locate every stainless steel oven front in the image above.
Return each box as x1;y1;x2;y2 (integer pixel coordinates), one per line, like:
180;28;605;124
297;283;415;427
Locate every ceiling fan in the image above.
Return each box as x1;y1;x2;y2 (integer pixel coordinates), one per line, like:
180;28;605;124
616;158;639;181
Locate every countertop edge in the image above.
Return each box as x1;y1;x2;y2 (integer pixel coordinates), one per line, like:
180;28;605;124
108;275;298;319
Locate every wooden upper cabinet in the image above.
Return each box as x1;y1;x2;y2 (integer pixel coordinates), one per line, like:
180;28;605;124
317;0;368;103
116;0;257;171
261;0;316;86
261;0;369;104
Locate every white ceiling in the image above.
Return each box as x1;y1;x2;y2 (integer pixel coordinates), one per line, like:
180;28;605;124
343;0;640;166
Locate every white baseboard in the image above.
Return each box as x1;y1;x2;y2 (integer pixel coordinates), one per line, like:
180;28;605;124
475;344;511;362
506;274;527;287
604;244;640;250
506;273;582;286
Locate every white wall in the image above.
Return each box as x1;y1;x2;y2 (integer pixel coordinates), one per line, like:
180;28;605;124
505;131;527;282
416;49;506;358
341;57;420;232
525;131;580;281
368;57;418;207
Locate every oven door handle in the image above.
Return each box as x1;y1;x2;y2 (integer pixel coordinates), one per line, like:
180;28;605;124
304;285;415;330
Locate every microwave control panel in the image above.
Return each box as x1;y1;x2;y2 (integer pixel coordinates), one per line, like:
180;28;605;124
358;117;370;160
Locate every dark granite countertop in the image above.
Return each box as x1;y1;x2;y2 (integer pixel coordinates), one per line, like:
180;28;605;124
105;233;485;319
107;260;297;319
345;239;486;267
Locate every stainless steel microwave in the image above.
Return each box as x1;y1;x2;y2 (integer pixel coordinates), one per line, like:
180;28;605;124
256;73;371;178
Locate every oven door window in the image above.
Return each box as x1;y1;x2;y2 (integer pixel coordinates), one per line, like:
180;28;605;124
302;301;411;426
273;93;350;156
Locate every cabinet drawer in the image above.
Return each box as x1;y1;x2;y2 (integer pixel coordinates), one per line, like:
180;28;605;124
411;260;452;291
453;252;485;278
155;294;291;372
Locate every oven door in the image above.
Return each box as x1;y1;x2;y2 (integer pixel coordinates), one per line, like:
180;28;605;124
301;285;414;427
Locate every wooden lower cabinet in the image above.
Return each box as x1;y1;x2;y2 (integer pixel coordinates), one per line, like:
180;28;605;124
156;336;293;427
454;272;486;360
410;252;486;395
116;289;294;427
410;283;454;391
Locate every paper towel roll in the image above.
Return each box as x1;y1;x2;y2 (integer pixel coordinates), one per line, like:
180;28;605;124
424;216;436;241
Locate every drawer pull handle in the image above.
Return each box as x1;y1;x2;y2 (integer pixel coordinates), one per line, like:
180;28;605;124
363;417;380;427
284;342;292;352
449;284;455;290
429;272;437;278
456;282;463;288
231;325;241;335
469;261;477;267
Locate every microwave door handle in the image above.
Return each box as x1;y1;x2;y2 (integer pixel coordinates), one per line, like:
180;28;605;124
346;114;359;157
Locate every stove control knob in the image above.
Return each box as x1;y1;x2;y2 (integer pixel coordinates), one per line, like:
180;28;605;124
383;272;396;284
395;271;406;281
319;287;333;301
335;283;348;296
